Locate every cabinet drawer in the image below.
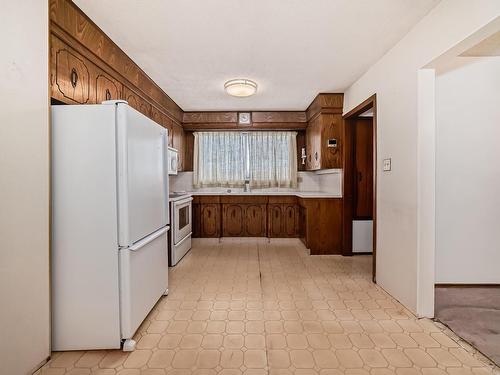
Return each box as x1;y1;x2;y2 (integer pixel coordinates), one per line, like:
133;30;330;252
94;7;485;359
220;195;268;204
268;196;297;204
193;195;220;204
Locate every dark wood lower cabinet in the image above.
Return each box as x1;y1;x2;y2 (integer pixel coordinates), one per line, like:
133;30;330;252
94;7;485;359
298;198;342;255
268;204;284;237
268;197;300;238
222;204;245;236
192;194;341;255
192;196;221;238
244;204;267;237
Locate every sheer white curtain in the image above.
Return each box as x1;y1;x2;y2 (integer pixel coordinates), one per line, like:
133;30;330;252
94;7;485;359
193;132;246;188
193;131;297;189
248;132;297;188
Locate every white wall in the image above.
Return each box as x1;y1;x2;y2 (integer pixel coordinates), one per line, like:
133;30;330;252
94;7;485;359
343;0;500;312
0;2;50;374
435;57;500;284
170;170;342;195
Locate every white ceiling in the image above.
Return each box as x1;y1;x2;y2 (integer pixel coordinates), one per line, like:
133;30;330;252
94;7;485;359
75;0;440;111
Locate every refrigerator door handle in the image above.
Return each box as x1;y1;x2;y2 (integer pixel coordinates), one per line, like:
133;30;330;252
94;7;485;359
129;227;168;252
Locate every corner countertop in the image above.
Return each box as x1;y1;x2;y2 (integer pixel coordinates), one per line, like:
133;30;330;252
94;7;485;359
171;191;342;199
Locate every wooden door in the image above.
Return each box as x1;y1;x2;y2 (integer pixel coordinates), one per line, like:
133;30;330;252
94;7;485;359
222;204;244;236
200;204;220;237
51;36;91;104
354;118;373;218
283;204;299;237
95;71;121;104
268;204;283;237
245;205;267;236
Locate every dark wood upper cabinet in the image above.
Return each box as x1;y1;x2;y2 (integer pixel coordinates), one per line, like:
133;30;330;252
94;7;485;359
122;86;152;118
51;36;91;104
172;124;185;171
305;94;344;171
95;71;122;104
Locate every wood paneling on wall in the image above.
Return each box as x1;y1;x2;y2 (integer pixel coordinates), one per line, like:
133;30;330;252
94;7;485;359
182;111;308;130
49;0;182;123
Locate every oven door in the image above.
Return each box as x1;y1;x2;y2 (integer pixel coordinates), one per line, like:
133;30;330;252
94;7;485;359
173;197;192;244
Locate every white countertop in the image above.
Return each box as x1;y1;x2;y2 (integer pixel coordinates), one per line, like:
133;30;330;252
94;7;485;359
171;191;341;199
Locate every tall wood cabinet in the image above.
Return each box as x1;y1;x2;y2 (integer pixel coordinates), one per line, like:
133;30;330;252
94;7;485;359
305;94;344;171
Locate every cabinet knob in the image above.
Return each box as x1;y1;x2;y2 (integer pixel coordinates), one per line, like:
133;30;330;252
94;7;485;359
105;89;111;100
70;68;78;88
314;152;318;161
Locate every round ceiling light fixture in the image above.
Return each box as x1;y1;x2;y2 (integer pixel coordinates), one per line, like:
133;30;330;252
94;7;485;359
224;79;258;97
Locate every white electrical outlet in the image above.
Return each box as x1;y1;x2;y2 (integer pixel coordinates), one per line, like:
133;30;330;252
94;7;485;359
383;158;391;171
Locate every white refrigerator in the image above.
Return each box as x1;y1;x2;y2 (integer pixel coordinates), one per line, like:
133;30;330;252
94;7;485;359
51;101;169;351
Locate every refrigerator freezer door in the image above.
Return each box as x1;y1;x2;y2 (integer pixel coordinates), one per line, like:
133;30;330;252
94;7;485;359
51;105;121;350
119;227;169;339
117;103;168;246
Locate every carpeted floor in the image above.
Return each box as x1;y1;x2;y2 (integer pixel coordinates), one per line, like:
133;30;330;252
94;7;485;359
435;286;500;366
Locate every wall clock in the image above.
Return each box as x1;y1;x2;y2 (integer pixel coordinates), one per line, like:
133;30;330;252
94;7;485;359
238;112;251;125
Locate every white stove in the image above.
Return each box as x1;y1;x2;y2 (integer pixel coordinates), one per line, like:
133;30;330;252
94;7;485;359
168;193;192;266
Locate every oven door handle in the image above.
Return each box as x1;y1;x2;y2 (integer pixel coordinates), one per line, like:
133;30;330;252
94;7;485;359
174;197;193;208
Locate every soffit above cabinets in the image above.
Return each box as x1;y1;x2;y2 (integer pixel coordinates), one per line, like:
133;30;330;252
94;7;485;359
74;0;440;111
460;30;500;57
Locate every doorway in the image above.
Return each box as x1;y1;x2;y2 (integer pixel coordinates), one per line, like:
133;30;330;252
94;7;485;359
342;95;377;282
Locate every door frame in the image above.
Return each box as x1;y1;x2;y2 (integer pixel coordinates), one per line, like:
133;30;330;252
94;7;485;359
342;94;377;282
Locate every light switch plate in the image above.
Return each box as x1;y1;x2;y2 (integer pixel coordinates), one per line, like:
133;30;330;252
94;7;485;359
383;158;391;171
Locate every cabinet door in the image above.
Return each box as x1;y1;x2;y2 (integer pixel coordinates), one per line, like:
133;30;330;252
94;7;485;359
268;204;283;238
222;204;244;236
245;204;267;237
305;125;313;170
306;116;321;171
122;86;152;118
312;118;322;169
283;204;299;237
51;36;91;104
151;105;164;127
200;204;220;238
95;71;121;104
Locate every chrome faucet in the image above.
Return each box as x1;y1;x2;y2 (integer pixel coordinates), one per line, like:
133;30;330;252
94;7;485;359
243;180;250;192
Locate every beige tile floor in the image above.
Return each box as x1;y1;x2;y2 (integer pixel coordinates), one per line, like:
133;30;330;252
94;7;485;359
39;238;499;375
